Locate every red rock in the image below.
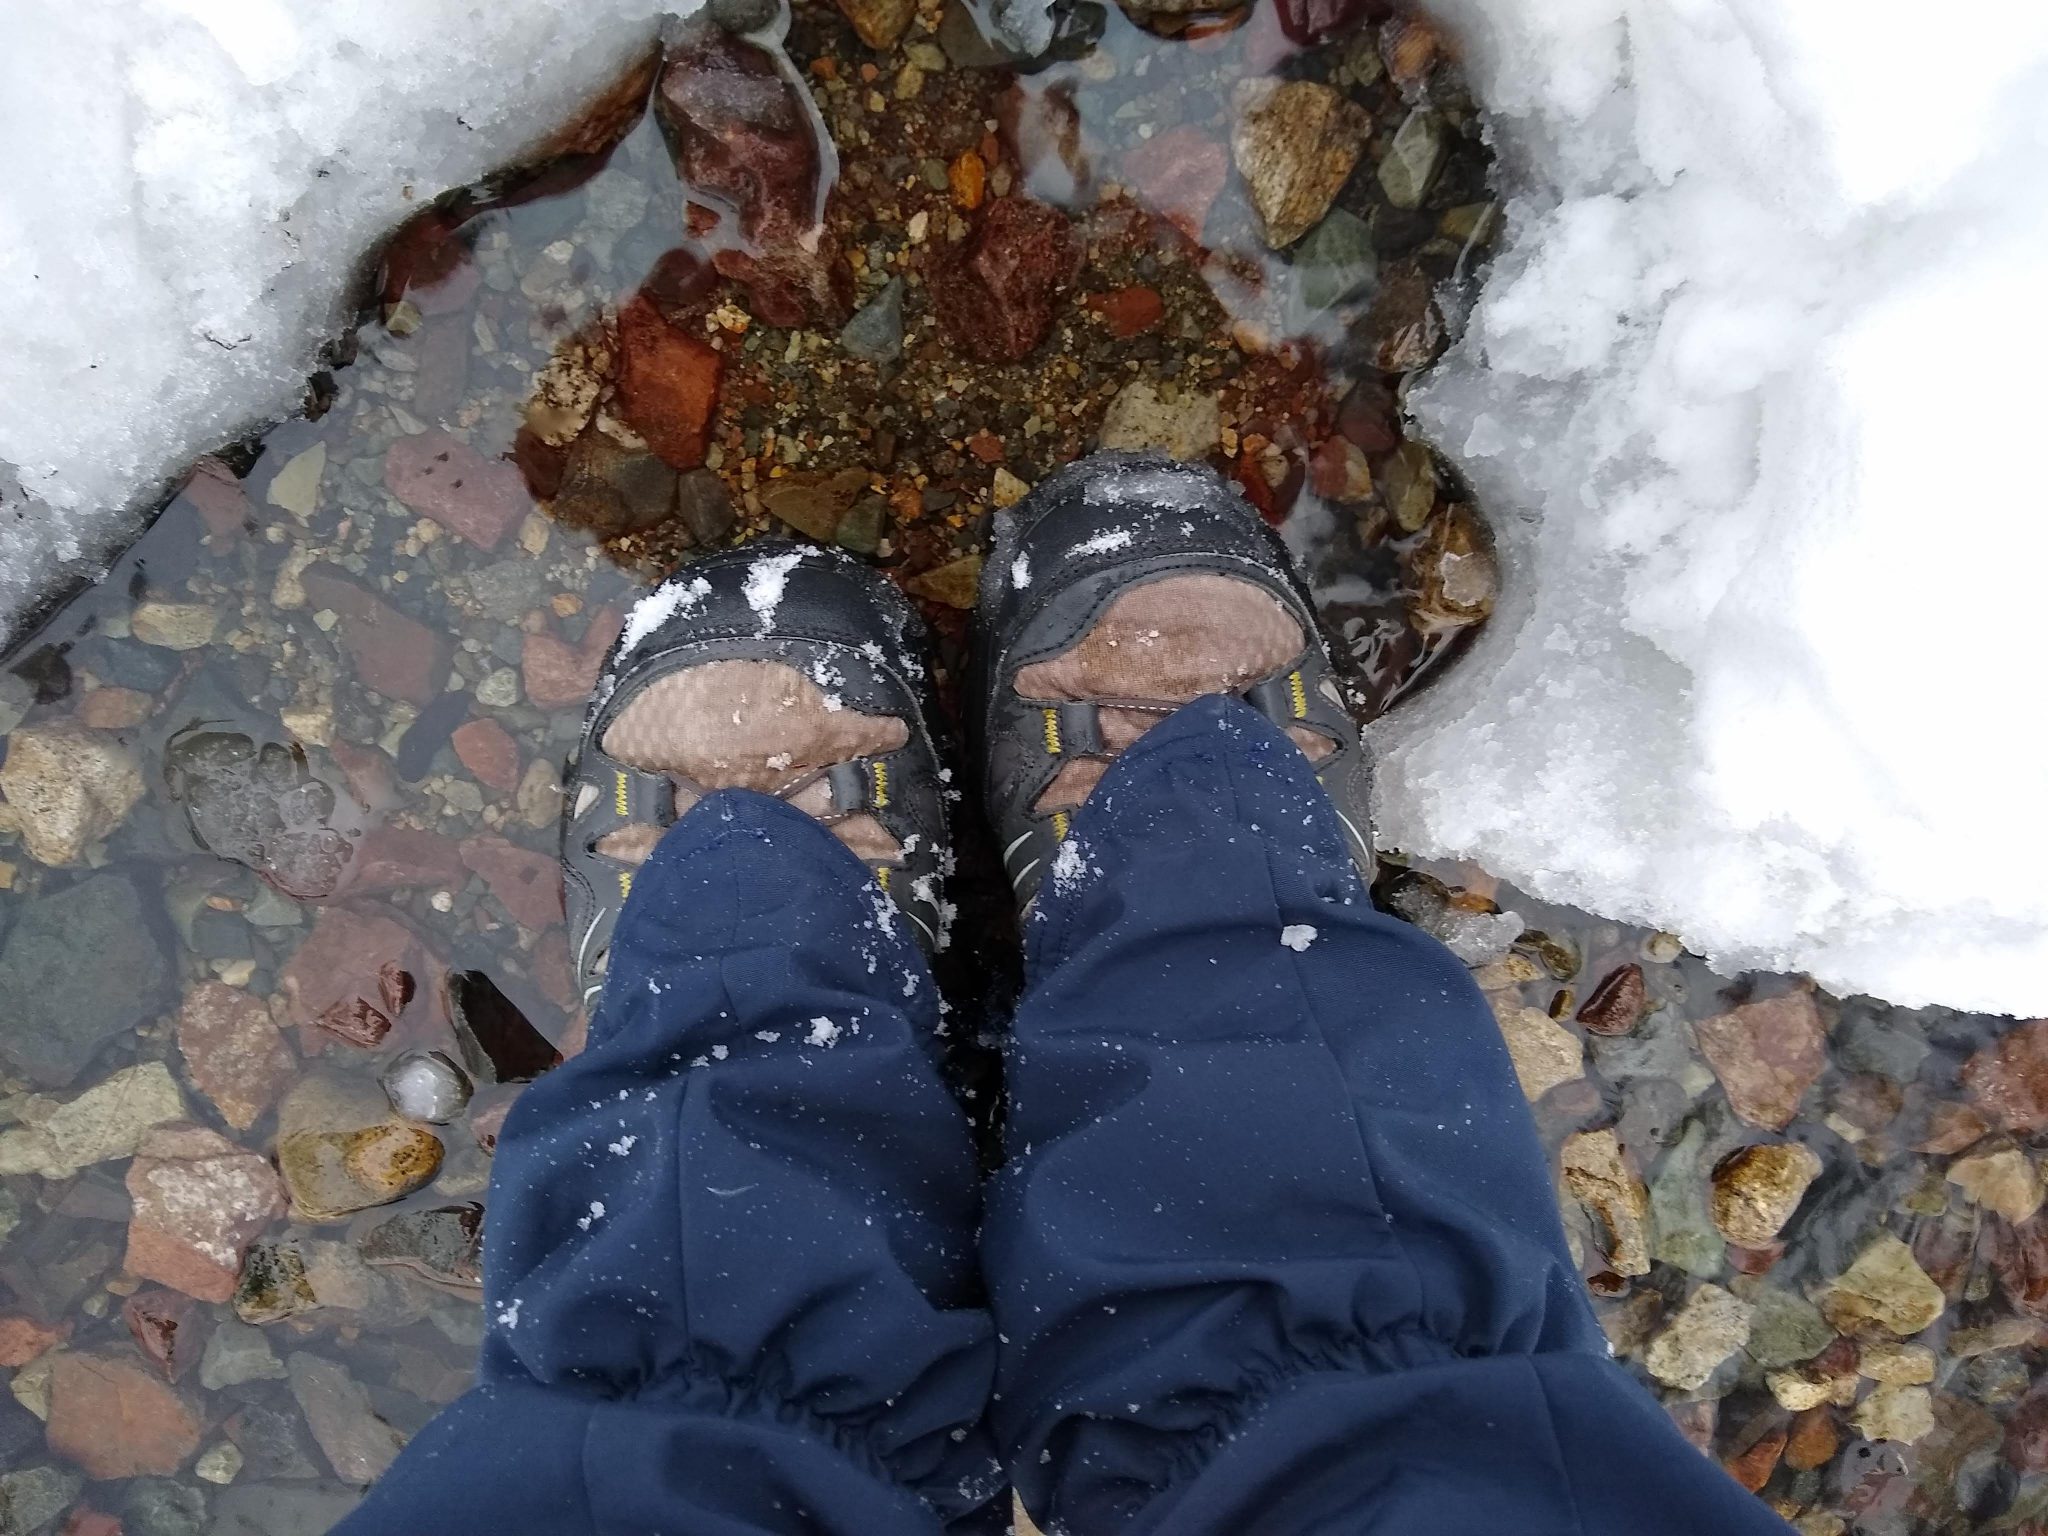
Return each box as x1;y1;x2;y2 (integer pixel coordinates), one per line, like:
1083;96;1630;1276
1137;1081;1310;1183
532;929;575;1011
1786;1407;1839;1471
379;962;416;1015
452;718;521;794
1917;1099;1990;1154
965;429;1006;465
996;82;1091;208
180;455;254;539
60;1510;121;1536
1087;286;1165;338
122;1289;201;1381
1122;127;1230;244
345;826;468;894
1695;991;1828;1131
1336;376;1402;454
299;565;448;707
1990;1215;2048;1320
1275;0;1378;45
657;29;850;326
522;632;592;712
280;907;426;1031
461;836;563;930
1963;1019;2048;1133
1307;436;1374;503
1721;1418;1787;1493
315;997;392;1048
176;981;295;1133
125;1125;288;1303
378;209;482;316
384;430;529;550
46;1352;202;1479
614;295;723;472
930;198;1082;364
1915;1214;1980;1303
522;605;623;712
2008;1379;2048;1472
0;1313;68;1367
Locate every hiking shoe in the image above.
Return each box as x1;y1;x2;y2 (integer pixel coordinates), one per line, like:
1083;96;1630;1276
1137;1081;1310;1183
564;541;955;1007
972;451;1372;908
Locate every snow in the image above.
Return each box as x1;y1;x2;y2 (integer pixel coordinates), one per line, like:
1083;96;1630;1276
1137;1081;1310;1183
742;549;811;634
805;1016;841;1047
1071;528;1135;557
1011;553;1032;589
619;577;713;659
0;0;683;649
1279;924;1318;952
1378;0;2048;1014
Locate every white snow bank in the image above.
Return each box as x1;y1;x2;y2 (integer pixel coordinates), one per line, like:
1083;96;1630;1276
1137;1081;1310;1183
0;0;683;647
1376;0;2048;1013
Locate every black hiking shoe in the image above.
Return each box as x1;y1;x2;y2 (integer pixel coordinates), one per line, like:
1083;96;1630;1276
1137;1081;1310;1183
972;451;1373;909
563;541;955;1008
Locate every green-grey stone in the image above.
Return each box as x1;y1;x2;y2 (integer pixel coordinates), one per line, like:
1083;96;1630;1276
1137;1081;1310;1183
1649;1122;1724;1277
1293;210;1377;314
0;874;171;1088
836;497;887;555
1378;109;1446;210
840;278;905;366
1744;1287;1834;1368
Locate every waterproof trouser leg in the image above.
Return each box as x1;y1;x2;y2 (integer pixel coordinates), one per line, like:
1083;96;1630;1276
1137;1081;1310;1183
332;791;1004;1535
983;696;1790;1536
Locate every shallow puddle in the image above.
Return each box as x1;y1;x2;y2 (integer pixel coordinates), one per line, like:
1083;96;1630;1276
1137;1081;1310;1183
0;1;2037;1530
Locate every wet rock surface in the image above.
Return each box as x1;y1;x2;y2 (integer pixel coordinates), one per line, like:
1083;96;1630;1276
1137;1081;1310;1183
0;5;2030;1530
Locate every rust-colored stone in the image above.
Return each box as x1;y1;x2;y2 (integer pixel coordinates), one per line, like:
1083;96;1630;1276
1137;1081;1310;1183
1786;1407;1840;1471
1963;1019;2048;1133
615;295;723;471
930;198;1082;364
451;718;521;794
46;1352;202;1479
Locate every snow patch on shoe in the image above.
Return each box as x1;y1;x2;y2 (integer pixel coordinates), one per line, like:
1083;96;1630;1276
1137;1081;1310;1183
619;576;713;659
742;547;813;634
1280;924;1319;951
1071;528;1134;558
1011;552;1032;589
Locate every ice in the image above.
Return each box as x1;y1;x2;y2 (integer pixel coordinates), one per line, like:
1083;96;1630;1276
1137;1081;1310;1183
0;0;685;649
1011;553;1032;590
1375;0;2048;1013
1280;924;1318;952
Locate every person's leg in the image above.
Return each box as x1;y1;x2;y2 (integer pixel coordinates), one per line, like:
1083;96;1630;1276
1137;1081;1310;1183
972;456;1788;1535
335;547;1000;1535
